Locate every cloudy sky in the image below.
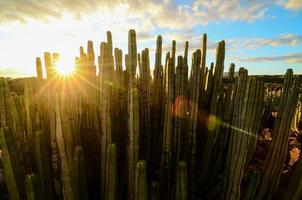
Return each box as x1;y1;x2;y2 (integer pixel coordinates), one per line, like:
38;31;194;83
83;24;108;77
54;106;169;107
0;0;301;77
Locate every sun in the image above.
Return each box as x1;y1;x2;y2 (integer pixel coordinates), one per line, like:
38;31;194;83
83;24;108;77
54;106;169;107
54;58;75;76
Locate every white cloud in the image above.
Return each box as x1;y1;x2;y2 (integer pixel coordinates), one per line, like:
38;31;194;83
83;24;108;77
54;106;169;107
228;34;302;49
0;0;281;29
238;52;302;63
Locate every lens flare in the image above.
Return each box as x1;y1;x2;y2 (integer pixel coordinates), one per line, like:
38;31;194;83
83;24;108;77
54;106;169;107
54;58;75;76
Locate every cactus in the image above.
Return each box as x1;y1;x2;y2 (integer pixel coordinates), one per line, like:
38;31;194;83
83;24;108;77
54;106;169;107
243;171;260;200
283;151;302;200
2;29;302;200
175;161;188;200
36;57;43;80
127;29;137;89
54;94;74;200
199;41;225;186
72;146;88;200
104;144;118;200
1;77;30;172
139;48;151;161
44;52;53;80
149;181;159;200
0;127;25;200
160;53;174;199
99;39;114;199
135;160;148;200
33;130;53;200
256;69;300;200
128;88;140;199
24;173;43;200
222;70;264;200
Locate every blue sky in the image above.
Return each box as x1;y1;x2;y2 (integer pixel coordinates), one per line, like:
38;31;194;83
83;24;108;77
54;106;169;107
0;0;301;77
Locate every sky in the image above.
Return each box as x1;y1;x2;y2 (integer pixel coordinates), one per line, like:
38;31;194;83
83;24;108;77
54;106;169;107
0;0;301;77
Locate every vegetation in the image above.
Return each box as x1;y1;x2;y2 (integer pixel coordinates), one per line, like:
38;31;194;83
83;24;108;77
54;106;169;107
0;29;301;200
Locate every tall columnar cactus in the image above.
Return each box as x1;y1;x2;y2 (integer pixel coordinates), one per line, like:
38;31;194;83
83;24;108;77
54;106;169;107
199;40;225;180
86;40;97;108
54;94;74;200
255;69;300;200
187;49;201;197
0;127;25;200
3;29;302;200
150;181;159;200
243;171;260;200
199;34;207;96
23;78;35;149
44;52;53;80
127;29;137;89
139;48;151;161
72;146;88;200
174;55;187;162
161;54;174;199
128;88;140;200
205;62;214;95
222;69;264;200
150;35;164;181
105;143;117;200
283;152;302;200
36;57;43;80
99;40;114;198
59;92;74;174
24;173;43;200
113;47;128;198
33;130;53;200
175;161;188;200
2;77;33;180
135;160;148;200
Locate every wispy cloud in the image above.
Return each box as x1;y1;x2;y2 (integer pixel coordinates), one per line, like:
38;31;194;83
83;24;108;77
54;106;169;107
0;0;284;29
228;34;302;49
238;52;302;63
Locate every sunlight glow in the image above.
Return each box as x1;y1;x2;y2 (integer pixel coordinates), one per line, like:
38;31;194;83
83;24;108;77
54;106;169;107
54;58;75;76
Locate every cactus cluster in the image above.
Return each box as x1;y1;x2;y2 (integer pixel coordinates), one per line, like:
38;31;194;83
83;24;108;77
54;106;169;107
0;29;301;200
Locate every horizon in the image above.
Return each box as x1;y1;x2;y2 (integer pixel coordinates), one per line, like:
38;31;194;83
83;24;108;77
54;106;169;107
0;0;301;77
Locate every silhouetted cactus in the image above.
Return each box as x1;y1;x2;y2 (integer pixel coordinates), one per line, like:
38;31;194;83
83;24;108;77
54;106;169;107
128;88;140;199
256;69;300;200
24;173;43;200
243;171;260;200
33;130;53;200
1;29;301;200
135;160;148;200
175;161;188;200
0;127;25;200
36;57;43;80
72;146;88;200
105;144;117;200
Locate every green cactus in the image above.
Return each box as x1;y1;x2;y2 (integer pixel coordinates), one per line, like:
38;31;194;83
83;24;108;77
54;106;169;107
256;69;301;200
105;144;117;200
149;181;159;200
0;127;25;200
72;146;88;200
135;160;148;200
128;88;140;199
33;130;53;200
175;161;188;200
139;48;151;161
24;173;43;200
54;94;74;200
243;171;260;200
